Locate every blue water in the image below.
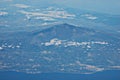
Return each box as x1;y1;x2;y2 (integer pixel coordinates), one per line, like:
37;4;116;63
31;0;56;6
0;70;120;80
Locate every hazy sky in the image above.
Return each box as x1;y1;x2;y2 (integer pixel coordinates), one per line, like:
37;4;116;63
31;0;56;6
2;0;119;15
53;0;120;15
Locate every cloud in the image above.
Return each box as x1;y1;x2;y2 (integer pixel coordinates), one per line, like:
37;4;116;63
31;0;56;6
0;11;8;16
43;38;62;46
41;38;108;47
76;61;104;72
0;47;3;50
81;14;98;20
109;66;120;69
0;42;21;50
41;22;61;26
35;16;55;21
19;7;75;21
13;4;30;8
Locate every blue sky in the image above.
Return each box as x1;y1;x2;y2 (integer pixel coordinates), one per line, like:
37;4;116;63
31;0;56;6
53;0;120;15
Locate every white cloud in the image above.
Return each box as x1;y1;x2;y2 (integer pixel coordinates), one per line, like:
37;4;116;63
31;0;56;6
0;43;21;49
19;7;75;21
76;61;104;71
43;57;52;61
110;66;120;69
46;7;64;11
41;38;108;47
13;4;30;8
43;38;62;46
81;14;98;20
0;12;8;16
41;22;48;26
35;16;55;21
0;47;3;50
41;50;52;54
46;10;75;18
41;22;60;26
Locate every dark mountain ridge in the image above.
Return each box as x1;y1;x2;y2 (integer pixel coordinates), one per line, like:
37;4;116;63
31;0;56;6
0;23;120;74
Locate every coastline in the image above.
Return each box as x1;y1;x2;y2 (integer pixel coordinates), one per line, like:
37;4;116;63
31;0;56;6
0;70;120;80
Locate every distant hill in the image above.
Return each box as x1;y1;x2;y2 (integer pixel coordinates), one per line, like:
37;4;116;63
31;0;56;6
0;23;120;74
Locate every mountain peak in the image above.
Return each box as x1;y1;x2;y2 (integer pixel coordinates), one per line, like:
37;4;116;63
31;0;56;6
32;23;96;41
58;23;73;26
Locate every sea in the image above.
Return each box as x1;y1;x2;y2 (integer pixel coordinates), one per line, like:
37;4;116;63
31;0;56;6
0;70;120;80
